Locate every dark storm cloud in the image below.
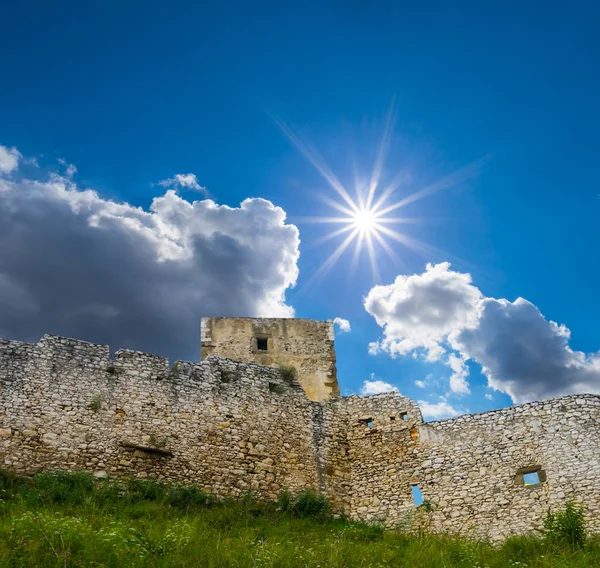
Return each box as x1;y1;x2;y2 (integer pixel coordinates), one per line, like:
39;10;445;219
0;150;299;362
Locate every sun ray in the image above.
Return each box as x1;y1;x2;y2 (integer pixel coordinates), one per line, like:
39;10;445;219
365;232;381;282
316;194;357;217
311;224;357;247
293;216;354;224
278;113;485;285
276;120;359;213
350;230;366;272
375;157;488;217
366;103;396;211
301;228;360;290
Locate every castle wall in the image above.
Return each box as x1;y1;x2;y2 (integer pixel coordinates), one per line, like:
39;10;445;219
200;317;339;402
0;335;323;499
1;333;600;542
340;393;600;540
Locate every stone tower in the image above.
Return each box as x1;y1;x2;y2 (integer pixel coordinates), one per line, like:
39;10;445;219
200;317;339;401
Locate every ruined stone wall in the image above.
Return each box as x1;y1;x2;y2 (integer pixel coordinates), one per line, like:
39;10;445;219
341;393;600;541
201;317;339;402
0;335;324;500
2;333;600;542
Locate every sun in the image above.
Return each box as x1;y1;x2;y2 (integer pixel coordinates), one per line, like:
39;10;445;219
276;106;484;285
352;208;378;233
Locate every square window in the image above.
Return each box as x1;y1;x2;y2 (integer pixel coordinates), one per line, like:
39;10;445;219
523;471;540;486
256;337;268;351
360;418;373;427
401;412;408;421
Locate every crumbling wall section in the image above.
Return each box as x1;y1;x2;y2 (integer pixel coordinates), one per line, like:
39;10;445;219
414;395;600;540
0;335;322;499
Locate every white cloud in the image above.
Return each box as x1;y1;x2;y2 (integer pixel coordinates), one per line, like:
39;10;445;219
0;146;299;361
447;353;470;394
415;380;426;388
58;158;77;178
485;393;493;400
334;317;351;332
368;341;380;355
418;400;464;420
0;146;21;174
159;173;207;194
366;262;600;404
361;375;399;395
364;262;481;362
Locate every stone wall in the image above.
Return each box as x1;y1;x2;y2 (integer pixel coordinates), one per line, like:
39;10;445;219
0;335;324;499
340;393;600;540
1;333;600;542
200;317;339;402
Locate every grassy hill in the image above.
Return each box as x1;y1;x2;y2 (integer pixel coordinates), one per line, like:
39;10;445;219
0;470;598;567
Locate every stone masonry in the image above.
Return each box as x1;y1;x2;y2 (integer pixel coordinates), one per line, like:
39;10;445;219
1;327;600;542
201;317;339;402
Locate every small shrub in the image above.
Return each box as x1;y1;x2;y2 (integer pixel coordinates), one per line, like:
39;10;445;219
421;498;433;512
277;489;292;512
167;484;213;510
30;471;96;505
88;394;102;412
126;478;169;502
290;490;331;520
543;501;586;549
219;370;237;383
278;364;297;385
171;361;181;376
105;364;121;376
268;381;286;394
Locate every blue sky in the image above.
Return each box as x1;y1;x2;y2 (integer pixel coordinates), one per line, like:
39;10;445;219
1;0;599;419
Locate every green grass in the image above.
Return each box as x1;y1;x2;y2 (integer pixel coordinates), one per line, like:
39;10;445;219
0;470;598;567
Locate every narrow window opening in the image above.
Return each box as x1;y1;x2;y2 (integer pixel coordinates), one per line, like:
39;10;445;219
390;416;396;421
523;471;540;486
359;418;373;427
256;337;268;351
411;484;423;506
401;412;408;421
514;465;546;487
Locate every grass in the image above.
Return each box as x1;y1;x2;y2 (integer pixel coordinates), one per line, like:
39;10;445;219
0;470;598;567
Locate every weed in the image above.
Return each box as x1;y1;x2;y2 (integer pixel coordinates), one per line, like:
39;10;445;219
105;364;122;376
543;501;586;549
219;370;237;383
278;364;297;384
88;394;102;412
268;381;286;394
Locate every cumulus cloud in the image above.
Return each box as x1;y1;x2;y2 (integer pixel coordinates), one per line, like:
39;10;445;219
159;173;207;194
334;317;351;332
361;374;398;395
365;262;600;404
0;145;21;174
415;380;426;388
0;147;299;361
418;400;464;420
364;262;481;361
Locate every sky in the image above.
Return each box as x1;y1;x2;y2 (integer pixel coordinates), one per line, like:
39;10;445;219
1;0;599;420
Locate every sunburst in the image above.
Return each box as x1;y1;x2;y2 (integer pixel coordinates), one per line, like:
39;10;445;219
277;108;485;286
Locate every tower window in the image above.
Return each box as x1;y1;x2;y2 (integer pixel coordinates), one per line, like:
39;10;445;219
256;337;268;351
